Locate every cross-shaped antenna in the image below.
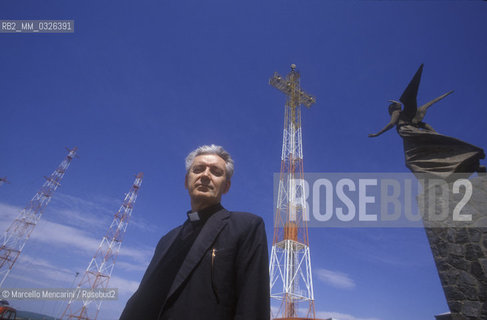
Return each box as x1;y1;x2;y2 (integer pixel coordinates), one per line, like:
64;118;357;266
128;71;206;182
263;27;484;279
269;64;316;127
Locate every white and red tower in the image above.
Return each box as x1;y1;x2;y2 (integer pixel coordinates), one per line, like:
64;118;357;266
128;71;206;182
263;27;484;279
61;172;143;320
269;65;317;319
0;147;78;287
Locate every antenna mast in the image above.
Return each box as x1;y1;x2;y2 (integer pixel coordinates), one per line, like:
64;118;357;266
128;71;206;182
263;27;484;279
61;172;143;320
269;64;317;319
0;147;78;288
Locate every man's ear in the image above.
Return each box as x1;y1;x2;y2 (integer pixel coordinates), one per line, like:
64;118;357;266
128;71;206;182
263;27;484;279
184;174;189;189
223;179;231;194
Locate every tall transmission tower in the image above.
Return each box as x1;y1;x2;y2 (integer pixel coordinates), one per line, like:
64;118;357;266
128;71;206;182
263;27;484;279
269;64;317;319
61;172;143;320
0;147;78;288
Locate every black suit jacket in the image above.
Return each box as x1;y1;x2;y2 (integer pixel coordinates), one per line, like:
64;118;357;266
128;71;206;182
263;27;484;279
120;207;270;320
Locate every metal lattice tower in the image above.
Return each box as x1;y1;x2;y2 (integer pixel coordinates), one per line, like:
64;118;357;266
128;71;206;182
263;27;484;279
269;65;317;319
0;147;78;288
61;172;143;320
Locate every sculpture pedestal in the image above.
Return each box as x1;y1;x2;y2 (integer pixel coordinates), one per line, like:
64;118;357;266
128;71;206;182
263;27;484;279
418;176;487;320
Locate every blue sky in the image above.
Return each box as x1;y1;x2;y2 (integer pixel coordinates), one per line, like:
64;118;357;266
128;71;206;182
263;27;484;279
1;1;486;320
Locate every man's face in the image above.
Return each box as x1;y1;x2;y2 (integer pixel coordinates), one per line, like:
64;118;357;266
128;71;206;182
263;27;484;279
185;154;231;210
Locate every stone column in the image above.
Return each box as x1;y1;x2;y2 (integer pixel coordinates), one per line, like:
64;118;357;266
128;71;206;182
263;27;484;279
418;175;487;320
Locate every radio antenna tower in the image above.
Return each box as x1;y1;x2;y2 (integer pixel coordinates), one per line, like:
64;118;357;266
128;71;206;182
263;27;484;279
61;172;143;320
269;64;317;319
0;147;78;288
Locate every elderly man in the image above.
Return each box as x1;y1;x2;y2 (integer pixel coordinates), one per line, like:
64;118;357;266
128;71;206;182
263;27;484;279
120;145;270;320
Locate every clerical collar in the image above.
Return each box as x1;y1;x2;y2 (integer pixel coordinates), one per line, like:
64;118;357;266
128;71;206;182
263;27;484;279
187;203;223;224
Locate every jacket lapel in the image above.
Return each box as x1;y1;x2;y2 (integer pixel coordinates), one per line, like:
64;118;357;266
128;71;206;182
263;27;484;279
153;227;181;267
166;208;230;300
139;226;182;287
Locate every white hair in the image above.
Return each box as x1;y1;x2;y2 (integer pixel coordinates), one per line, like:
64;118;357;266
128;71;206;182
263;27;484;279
185;145;234;179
